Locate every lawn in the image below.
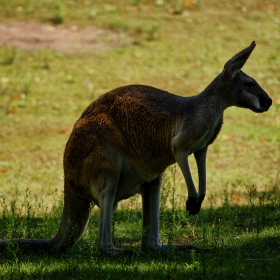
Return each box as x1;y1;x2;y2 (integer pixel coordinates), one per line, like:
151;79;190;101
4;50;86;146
0;0;280;279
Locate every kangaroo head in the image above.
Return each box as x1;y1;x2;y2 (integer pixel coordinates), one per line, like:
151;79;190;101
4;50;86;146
221;41;272;113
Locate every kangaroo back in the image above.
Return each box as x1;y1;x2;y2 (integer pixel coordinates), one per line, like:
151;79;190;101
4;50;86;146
67;85;185;177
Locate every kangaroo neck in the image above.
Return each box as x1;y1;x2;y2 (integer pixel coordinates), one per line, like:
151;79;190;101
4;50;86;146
188;81;229;119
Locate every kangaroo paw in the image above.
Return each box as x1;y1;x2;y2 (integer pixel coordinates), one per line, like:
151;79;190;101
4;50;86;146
186;198;202;215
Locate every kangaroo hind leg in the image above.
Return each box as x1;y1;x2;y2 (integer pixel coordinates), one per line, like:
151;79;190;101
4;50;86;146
92;169;131;256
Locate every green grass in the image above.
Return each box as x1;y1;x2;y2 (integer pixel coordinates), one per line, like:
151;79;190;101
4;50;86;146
0;0;280;279
0;183;279;279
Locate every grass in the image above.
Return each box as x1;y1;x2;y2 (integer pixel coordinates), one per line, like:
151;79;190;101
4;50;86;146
0;182;279;279
0;0;280;279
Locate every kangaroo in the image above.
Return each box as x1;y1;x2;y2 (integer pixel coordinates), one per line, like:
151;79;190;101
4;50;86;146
0;42;272;255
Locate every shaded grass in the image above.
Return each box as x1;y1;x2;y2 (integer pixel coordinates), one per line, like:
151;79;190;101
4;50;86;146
0;184;279;279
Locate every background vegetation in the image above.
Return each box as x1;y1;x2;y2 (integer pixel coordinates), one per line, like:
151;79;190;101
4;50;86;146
0;0;279;279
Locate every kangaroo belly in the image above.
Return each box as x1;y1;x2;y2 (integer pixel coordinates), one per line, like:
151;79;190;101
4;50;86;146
114;161;160;202
115;181;142;201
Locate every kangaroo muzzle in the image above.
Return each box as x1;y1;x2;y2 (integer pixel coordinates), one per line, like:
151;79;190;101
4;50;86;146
259;95;272;112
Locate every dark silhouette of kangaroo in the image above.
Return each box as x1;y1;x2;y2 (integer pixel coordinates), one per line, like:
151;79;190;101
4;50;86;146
0;42;272;255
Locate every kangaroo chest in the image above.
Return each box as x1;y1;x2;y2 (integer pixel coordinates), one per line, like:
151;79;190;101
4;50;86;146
189;115;223;154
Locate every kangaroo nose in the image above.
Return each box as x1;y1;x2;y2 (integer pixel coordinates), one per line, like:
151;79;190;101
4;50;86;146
267;97;272;107
265;97;272;111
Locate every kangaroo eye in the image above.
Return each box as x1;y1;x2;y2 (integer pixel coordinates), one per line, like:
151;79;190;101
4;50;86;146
244;81;254;88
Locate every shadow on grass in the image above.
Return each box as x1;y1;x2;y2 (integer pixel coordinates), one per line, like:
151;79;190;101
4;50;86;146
0;235;279;280
0;202;279;279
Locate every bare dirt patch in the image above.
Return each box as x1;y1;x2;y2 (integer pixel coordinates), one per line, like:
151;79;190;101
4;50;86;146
0;21;127;52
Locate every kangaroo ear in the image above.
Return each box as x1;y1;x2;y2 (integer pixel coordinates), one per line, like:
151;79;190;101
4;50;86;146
222;41;256;79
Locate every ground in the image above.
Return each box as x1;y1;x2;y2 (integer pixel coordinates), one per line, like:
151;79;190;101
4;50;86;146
0;20;125;52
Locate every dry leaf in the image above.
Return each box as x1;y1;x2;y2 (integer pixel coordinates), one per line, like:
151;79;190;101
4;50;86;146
269;4;277;10
222;134;234;141
232;194;242;203
183;234;190;240
59;128;69;134
184;0;196;7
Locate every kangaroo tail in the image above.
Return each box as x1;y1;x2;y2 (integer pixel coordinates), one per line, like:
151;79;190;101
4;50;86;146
0;180;91;253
